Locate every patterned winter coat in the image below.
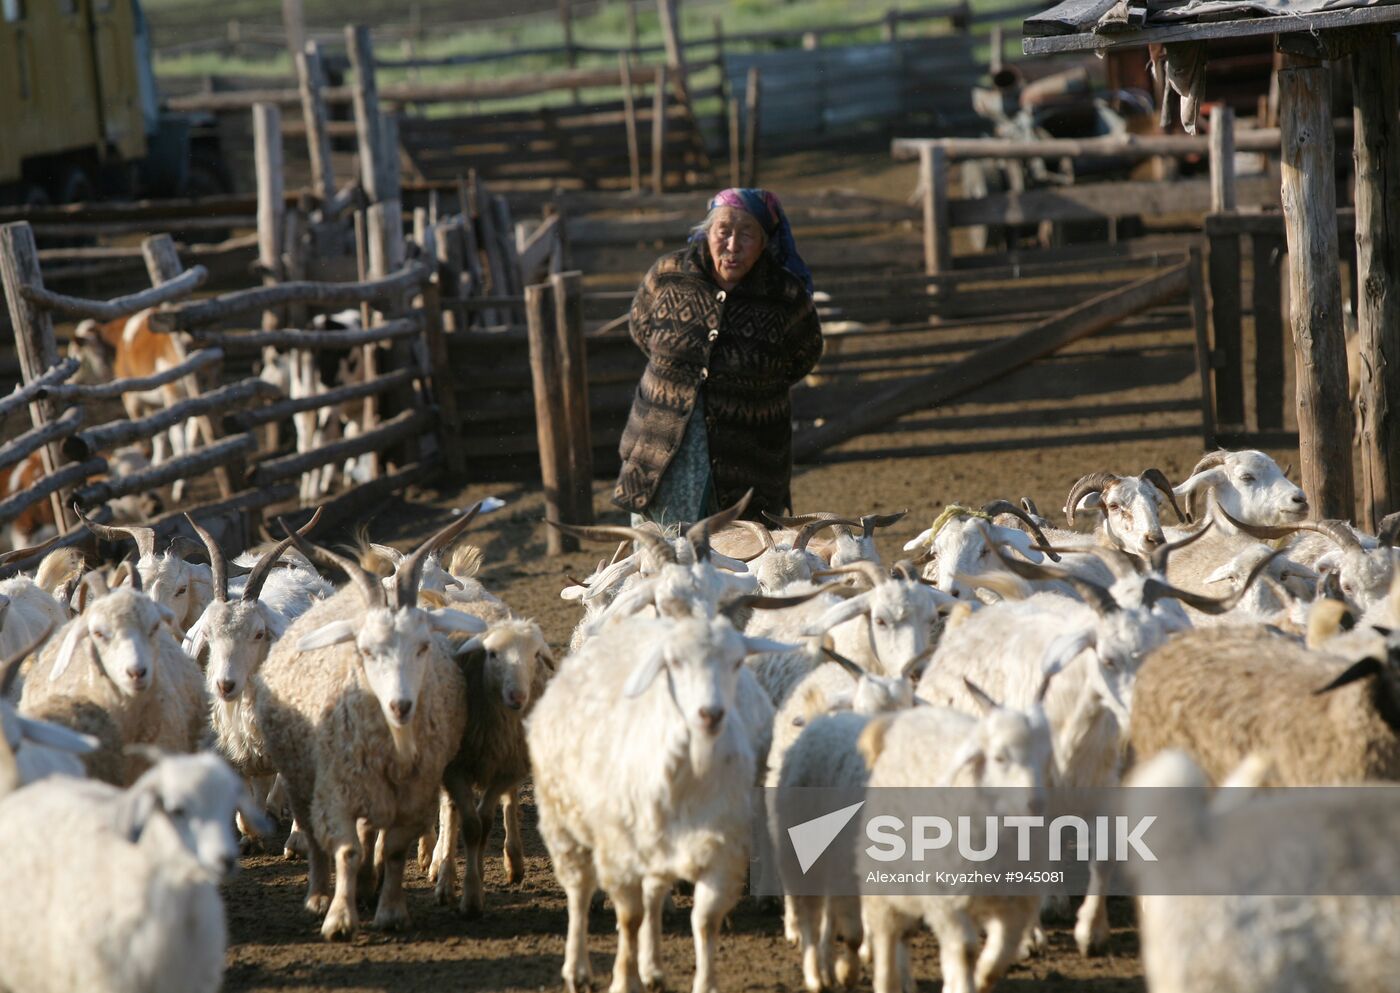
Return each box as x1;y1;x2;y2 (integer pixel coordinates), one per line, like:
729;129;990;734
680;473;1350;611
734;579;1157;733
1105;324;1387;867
613;241;823;518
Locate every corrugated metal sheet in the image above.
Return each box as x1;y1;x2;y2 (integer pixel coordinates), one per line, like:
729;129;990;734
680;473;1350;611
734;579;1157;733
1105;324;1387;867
724;38;985;141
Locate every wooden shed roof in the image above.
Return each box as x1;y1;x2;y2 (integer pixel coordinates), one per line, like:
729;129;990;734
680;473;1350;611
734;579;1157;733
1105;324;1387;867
1023;0;1400;53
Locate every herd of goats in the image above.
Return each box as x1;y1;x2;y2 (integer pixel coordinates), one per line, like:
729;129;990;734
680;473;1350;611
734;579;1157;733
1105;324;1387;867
0;446;1397;993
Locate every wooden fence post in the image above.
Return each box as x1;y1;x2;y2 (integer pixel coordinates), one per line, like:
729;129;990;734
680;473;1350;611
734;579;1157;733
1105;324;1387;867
252;102;284;331
728;97;742;187
656;0;689;104
1252;232;1286;433
626;0;639;57
1187;244;1218;448
0;222;74;533
296;40;336;206
989;25;1003;74
1278;49;1352;519
423;231;464;477
743;67;761;187
559;0;578;103
281;0;305;65
526;282;575;555
1207;226;1244;429
347;25;387;204
652;66;668;194
1209;105;1237;213
1351;34;1400;530
619;55;642;195
551;270;593;526
920;144;950;275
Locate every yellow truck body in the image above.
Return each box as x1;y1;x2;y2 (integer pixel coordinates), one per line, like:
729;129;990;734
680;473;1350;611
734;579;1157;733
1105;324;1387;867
0;0;147;188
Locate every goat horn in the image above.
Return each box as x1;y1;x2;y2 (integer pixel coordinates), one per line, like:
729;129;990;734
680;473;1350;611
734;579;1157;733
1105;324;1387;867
821;646;866;679
0;619;56;699
891;560;920;583
723;588;826;623
813;560;887;589
1140;548;1281;615
1020;497;1043;519
1149;519;1213;575
990;543;1118;615
860;509;909;540
244;508;321;603
0;531;67;567
123;551;143;593
763;511;841;528
546;520;676;566
184;514;228;602
1141;468;1188;524
733;519;777;554
982;499;1061;562
685;489;754;562
794;517;860;553
279;516;384;608
1063;472;1119;525
1189;450;1231;475
73;504;155;560
1216;505;1363;552
396;503;482;610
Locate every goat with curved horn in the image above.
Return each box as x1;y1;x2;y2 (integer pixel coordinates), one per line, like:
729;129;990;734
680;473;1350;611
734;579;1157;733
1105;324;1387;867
73;503;156;560
990;543;1118;615
279;517;384;608
1147;519;1213;575
395;503;482;611
1064;472;1120;524
1140;548;1282;615
861;510;909;535
1214;505;1364;551
793;517;860;553
812;561;888;590
684;488;753;562
1141;468;1188;523
545;520;677;566
242;506;323;604
185;516;229;603
982;499;1061;562
731;519;777;556
821;646;866;679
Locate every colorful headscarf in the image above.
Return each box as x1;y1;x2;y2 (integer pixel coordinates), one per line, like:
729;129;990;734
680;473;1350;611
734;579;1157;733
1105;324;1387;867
691;188;814;297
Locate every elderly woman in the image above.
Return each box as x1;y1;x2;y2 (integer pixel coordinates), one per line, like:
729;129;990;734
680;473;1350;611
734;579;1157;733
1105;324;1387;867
613;188;823;526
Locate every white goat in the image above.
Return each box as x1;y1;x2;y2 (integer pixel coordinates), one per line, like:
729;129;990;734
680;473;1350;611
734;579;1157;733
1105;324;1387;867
76;510;214;638
857;683;1055;993
254;514;486;940
19;574;206;786
0;623;99;785
0;750;271;993
527;611;795;993
1062;468;1189;557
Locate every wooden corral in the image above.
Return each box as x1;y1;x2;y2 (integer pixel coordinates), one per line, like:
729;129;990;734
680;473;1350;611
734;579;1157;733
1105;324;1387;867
1022;4;1400;527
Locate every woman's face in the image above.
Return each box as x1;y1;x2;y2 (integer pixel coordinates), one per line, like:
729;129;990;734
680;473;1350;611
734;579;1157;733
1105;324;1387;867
707;207;766;288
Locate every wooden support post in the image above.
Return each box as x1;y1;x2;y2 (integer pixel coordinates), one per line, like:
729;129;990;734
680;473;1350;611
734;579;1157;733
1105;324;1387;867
626;0;639;56
252;102;285;331
559;0;578;103
1252;233;1286;432
619;55;642;196
883;8;899;43
1278;49;1353;519
421;257;464;477
281;0;305;64
920;144;950;275
802;31;820;50
141;234;237;503
346;25;386;204
0;222;74;533
1351;35;1400;529
655;0;689;103
379;110;403;208
989;25;1003;74
743;67;761;188
728;97;741;188
1187;244;1218;448
651;66;668;195
551;270;593;525
1207;230;1245;428
526;282;575;555
296;40;336;206
1209;105;1237;213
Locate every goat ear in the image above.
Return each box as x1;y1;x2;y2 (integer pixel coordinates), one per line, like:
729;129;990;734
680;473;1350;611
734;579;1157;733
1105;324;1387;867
50;622;89;683
116;778;163;844
944;741;986;786
800;593;871;637
257;602;289;641
1074;492;1104;515
453;635;485;657
1041;629;1095;680
742;636;802;656
1203;562;1235;585
296;620;357;653
182;615;207;661
538;645;557;671
154;603;177;626
110;561;132;589
622;644;667;699
902;527;934;552
16;715;98;754
428;609;488;636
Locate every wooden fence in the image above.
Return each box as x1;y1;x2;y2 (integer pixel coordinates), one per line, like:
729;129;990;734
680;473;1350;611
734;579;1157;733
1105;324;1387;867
0;224;444;565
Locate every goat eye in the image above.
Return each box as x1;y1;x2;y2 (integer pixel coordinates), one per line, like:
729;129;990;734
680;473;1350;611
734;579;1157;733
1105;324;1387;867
418;643;430;656
93;629;107;641
1107;502;1121;512
168;806;185;818
1239;474;1255;483
875;617;888;628
254;630;265;640
176;586;188;595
